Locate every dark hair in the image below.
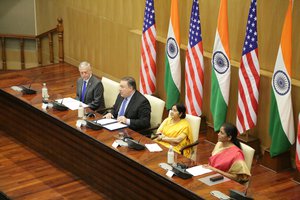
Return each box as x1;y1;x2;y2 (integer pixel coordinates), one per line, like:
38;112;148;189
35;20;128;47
174;103;186;119
222;123;241;149
121;76;136;90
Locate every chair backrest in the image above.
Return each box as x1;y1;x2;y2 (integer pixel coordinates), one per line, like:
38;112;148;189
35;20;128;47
144;94;165;128
101;77;120;108
185;114;201;160
240;142;255;171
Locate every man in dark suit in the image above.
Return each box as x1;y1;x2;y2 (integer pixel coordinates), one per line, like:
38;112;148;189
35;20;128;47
103;76;151;131
76;61;105;110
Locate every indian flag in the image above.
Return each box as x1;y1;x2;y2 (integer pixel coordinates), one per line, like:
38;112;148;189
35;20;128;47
210;0;230;131
165;0;181;110
269;0;294;157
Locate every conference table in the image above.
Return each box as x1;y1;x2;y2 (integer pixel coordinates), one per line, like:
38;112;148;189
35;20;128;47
0;64;244;199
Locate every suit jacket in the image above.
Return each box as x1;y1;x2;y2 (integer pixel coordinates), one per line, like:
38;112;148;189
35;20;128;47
76;75;105;110
112;91;151;131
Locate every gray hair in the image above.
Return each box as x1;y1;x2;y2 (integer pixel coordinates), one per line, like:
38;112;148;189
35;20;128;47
79;61;91;71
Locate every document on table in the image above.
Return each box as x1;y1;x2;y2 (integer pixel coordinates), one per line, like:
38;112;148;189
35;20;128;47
145;143;163;152
96;118;118;125
102;122;127;131
55;97;88;110
186;165;212;176
11;86;23;92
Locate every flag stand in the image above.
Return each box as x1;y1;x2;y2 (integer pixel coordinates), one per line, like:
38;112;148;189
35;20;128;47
261;149;291;172
205;122;218;144
293;170;300;183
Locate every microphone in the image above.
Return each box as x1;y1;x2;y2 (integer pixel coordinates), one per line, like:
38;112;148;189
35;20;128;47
52;98;69;111
20;76;39;95
86;120;102;130
229;179;253;200
124;136;145;151
20;83;37;94
137;136;143;143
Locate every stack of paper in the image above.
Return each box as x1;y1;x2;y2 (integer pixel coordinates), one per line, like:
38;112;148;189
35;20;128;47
56;97;88;110
96;118;118;125
103;123;127;131
186;165;212;176
145;143;163;152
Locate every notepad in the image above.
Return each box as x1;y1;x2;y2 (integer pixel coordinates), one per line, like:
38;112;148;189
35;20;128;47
186;165;212;176
96;118;118;125
102;122;127;131
55;97;88;110
145;143;163;152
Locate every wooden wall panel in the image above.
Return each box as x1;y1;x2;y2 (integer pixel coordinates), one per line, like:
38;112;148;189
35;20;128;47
34;0;300;151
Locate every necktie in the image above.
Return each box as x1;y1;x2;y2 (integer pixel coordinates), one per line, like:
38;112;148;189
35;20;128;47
118;98;128;116
81;81;87;102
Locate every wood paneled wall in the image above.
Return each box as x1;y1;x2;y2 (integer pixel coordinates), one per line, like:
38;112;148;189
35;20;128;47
34;0;300;152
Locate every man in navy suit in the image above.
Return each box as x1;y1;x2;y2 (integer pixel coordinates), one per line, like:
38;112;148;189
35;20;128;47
76;61;105;110
103;76;151;131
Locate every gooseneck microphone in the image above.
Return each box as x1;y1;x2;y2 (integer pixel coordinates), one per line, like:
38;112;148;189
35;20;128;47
21;83;37;94
52;98;69;111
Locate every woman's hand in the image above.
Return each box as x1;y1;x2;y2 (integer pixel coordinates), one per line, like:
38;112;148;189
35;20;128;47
157;134;165;141
202;164;213;170
152;133;162;140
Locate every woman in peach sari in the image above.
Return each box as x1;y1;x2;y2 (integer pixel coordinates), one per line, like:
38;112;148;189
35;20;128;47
204;123;250;183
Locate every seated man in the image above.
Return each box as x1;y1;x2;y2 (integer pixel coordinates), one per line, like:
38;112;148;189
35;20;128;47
76;61;105;110
103;76;151;132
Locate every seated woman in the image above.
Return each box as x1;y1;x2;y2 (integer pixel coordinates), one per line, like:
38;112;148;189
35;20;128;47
154;103;193;158
204;123;251;183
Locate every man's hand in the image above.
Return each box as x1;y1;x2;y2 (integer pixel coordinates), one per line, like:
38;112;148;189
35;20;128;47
103;113;113;119
117;116;127;124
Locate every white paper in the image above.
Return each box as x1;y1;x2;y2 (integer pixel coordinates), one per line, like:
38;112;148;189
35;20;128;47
186;165;212;176
42;103;48;110
96;118;118;125
102;122;127;131
159;163;173;171
11;86;23;92
145;143;163;152
166;170;174;178
55;97;88;110
112;141;120;148
115;139;128;147
76;120;83;128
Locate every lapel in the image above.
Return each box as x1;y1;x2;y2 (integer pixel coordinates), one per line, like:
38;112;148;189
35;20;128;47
79;79;83;100
124;91;137;115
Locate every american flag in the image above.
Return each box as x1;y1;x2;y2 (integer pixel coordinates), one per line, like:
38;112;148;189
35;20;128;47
185;0;204;116
139;0;156;95
296;113;300;171
236;0;260;134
